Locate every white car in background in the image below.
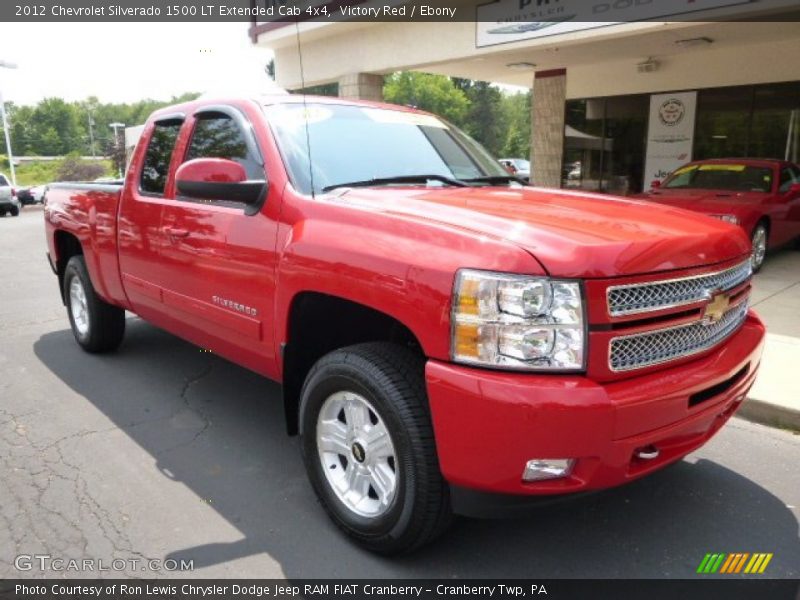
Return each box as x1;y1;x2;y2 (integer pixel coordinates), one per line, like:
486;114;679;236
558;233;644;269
30;185;48;204
499;158;531;182
0;173;21;217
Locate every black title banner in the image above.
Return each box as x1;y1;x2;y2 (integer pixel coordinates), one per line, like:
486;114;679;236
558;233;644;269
1;580;799;600
1;0;799;23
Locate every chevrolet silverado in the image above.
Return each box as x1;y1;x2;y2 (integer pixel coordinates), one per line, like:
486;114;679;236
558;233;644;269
44;95;765;554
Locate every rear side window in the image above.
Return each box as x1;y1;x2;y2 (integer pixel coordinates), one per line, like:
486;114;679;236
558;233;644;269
779;166;800;193
140;120;182;195
185;113;262;179
0;175;8;186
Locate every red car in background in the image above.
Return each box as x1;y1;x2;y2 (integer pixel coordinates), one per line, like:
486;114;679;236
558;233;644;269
641;158;800;271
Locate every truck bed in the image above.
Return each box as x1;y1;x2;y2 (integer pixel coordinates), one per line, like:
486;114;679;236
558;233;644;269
45;181;126;308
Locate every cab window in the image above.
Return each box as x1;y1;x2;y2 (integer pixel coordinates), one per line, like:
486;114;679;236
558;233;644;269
140;119;183;195
779;166;800;193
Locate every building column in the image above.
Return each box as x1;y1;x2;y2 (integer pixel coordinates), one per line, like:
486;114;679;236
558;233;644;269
338;73;384;102
531;68;567;189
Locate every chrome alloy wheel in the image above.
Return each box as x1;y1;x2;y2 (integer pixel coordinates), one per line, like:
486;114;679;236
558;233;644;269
69;276;89;336
751;225;767;270
316;391;398;518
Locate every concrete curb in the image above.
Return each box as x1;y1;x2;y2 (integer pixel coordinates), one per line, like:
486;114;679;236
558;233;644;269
738;397;800;432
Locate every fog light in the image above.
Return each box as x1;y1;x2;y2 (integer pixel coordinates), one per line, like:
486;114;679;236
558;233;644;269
522;458;575;482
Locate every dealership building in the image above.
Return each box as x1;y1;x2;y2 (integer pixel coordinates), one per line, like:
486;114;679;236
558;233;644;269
251;0;800;193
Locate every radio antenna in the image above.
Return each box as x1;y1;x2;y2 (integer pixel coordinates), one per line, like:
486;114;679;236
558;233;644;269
295;21;316;199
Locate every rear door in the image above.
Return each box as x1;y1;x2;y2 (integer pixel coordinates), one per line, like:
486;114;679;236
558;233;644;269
157;103;281;374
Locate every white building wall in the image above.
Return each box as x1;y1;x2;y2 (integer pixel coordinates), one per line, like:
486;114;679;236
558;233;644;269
566;37;800;99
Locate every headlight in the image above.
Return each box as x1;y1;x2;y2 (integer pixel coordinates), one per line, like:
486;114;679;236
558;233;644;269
712;214;740;225
451;270;585;371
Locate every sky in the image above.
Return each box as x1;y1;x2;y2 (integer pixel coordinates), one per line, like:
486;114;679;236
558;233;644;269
0;23;277;106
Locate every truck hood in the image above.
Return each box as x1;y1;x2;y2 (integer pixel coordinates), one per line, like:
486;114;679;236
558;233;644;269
331;186;750;278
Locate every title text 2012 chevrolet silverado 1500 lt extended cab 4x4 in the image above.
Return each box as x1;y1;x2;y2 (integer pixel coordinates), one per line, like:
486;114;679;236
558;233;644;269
45;95;765;554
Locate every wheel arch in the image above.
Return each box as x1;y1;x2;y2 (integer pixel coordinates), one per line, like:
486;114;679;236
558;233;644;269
281;291;425;436
53;230;84;304
754;215;771;236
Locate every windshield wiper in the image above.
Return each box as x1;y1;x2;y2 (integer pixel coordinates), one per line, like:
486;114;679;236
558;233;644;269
462;175;527;186
322;174;468;193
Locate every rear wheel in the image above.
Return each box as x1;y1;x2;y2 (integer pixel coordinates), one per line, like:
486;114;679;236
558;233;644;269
300;343;451;554
750;223;768;272
63;256;126;353
10;206;19;217
0;209;6;217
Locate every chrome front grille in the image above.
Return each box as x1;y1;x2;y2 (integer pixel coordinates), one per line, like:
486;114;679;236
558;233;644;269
607;260;752;317
609;301;749;372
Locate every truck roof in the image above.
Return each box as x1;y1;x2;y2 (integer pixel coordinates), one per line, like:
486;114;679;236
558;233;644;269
148;93;435;122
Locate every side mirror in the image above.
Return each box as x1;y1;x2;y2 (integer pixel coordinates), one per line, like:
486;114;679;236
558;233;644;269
176;158;265;206
787;182;800;197
650;180;662;190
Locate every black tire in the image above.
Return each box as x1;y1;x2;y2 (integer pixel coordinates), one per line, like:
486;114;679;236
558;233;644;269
299;342;451;554
750;222;768;273
63;256;126;353
10;206;19;217
0;209;6;217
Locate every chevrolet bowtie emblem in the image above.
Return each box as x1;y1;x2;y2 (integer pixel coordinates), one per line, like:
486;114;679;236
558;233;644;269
704;292;731;323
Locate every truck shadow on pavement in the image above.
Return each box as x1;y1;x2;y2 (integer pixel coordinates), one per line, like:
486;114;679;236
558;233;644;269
34;319;799;578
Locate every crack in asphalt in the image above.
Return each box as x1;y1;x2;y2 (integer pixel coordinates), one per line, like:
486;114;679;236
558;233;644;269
152;363;215;457
0;360;217;577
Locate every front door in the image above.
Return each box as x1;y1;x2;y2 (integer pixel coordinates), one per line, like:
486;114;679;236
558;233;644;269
118;116;184;321
157;104;280;375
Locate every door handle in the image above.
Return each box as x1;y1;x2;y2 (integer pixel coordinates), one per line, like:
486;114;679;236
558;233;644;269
165;227;190;239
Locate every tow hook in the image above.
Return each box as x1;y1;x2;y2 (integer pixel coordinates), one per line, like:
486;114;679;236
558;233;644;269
635;445;660;461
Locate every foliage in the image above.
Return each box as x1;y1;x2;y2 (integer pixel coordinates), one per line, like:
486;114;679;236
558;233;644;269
452;79;506;157
384;72;470;126
2;93;200;157
105;138;127;179
55;154;109;182
384;72;531;161
1;72;535;178
500;90;532;158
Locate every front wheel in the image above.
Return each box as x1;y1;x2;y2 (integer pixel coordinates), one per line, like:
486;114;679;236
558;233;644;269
299;343;451;554
63;256;126;353
750;223;768;272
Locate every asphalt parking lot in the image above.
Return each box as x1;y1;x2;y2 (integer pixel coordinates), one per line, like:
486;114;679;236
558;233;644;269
1;206;799;579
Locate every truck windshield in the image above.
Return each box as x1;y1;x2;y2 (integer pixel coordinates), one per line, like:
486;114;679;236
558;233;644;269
264;103;509;196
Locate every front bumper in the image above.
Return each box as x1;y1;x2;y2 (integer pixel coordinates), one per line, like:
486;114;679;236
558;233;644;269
426;311;765;502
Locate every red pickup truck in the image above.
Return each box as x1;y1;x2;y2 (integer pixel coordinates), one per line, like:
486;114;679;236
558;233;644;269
45;95;765;554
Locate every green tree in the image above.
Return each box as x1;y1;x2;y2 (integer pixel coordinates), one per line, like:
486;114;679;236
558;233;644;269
6;93;200;157
453;78;505;156
29;98;84;154
500;90;532;159
383;72;469;126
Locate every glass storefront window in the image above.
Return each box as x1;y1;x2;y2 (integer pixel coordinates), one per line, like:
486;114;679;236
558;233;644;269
694;86;751;160
750;81;800;162
563;95;647;194
564;80;800;195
